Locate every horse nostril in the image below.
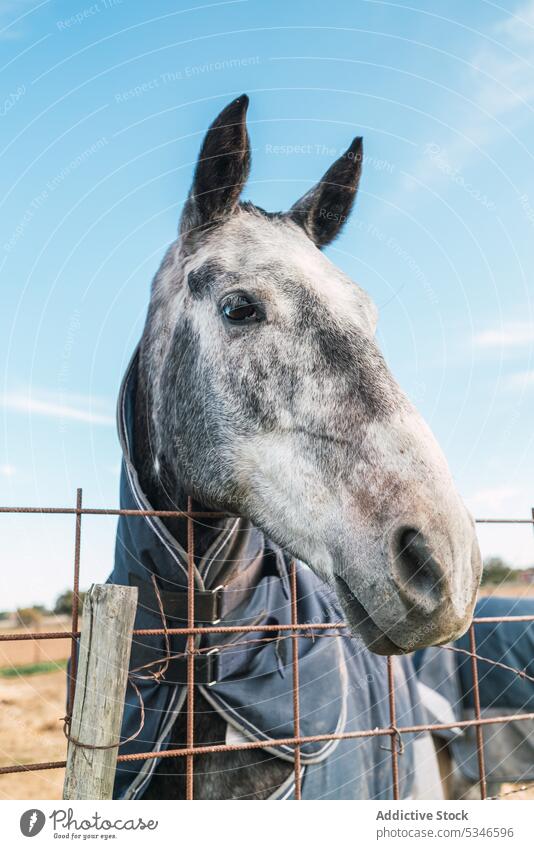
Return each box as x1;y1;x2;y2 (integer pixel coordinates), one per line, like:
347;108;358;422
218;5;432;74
392;527;444;606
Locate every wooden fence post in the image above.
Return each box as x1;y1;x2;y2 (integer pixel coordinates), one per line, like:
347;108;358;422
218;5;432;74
63;583;138;800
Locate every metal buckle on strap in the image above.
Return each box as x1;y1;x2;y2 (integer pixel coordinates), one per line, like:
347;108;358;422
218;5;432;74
206;647;219;686
210;585;224;624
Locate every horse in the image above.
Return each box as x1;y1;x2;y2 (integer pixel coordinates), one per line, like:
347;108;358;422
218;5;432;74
110;94;482;800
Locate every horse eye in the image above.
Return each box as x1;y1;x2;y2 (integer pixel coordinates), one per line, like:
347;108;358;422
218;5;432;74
221;294;261;324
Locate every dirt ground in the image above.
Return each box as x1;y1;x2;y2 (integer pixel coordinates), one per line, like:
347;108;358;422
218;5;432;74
0;590;533;801
0;616;73;668
0;669;66;800
478;582;534;598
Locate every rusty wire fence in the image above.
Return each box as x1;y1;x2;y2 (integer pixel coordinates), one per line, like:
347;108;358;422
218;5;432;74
0;488;533;800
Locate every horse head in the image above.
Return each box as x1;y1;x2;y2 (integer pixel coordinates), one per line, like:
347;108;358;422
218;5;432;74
138;94;482;655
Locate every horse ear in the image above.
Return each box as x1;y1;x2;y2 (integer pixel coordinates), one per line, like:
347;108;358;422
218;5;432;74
180;95;251;241
288;137;363;248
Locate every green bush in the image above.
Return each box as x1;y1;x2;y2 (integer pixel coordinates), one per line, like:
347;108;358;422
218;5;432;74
481;556;518;585
53;589;86;616
16;607;43;626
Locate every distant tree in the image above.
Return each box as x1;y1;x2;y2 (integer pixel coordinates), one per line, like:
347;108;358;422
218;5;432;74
53;589;86;616
16;607;43;627
481;556;517;585
0;610;10;621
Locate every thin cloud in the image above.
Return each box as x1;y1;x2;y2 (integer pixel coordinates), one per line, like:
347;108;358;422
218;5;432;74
473;321;534;348
468;485;522;512
506;369;534;389
0;0;43;40
497;0;534;43
1;389;114;426
400;0;534;198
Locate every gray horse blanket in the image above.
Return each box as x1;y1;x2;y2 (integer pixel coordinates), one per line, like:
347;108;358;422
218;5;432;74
415;595;534;783
107;350;427;800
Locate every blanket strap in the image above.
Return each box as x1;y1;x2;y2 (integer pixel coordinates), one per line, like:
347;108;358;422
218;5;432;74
128;546;284;625
126;546;288;686
130;643;221;686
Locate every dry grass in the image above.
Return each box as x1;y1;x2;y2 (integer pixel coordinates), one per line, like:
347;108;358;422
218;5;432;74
0;669;66;800
478;581;534;598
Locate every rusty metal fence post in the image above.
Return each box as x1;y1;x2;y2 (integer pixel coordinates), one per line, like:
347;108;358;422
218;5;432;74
186;496;196;800
67;488;83;717
469;623;487;799
386;656;401;800
290;560;302;799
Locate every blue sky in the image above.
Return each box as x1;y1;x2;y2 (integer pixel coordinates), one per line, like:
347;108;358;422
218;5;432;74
1;0;533;609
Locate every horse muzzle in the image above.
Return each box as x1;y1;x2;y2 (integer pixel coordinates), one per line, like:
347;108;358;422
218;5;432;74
334;514;482;655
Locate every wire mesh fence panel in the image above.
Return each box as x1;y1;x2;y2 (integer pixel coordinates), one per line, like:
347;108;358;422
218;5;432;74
0;492;533;800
